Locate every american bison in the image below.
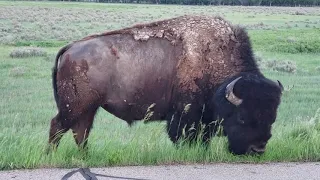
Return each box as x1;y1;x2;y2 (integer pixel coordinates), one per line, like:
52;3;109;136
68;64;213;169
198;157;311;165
48;15;283;155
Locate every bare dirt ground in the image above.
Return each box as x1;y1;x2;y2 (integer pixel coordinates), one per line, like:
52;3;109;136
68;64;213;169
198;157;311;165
1;162;319;180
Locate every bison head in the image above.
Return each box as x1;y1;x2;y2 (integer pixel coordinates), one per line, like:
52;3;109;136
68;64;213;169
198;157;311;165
213;74;283;155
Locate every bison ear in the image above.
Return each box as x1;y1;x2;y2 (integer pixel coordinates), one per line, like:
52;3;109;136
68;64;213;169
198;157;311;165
277;80;284;92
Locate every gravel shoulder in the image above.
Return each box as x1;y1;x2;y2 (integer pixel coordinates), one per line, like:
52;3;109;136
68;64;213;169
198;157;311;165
1;162;319;180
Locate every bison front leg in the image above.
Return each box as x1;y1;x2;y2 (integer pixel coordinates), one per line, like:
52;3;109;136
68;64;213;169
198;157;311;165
71;108;97;151
166;103;211;146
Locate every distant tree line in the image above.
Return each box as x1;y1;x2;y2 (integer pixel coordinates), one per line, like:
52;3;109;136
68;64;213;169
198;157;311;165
48;0;320;6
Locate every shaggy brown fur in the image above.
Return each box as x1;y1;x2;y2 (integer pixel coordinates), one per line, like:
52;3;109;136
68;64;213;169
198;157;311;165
76;15;260;94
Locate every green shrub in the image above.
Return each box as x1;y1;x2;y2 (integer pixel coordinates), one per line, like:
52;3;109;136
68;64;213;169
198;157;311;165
10;47;47;58
266;60;297;73
255;55;297;73
9;66;26;77
15;41;68;48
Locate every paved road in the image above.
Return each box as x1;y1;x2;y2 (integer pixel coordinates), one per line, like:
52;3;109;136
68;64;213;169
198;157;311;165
1;163;319;180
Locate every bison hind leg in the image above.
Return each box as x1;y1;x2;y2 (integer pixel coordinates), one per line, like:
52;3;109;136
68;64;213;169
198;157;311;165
71;107;98;151
47;113;70;154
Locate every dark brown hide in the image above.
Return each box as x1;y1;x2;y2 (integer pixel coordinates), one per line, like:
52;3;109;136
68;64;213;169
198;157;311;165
48;15;281;154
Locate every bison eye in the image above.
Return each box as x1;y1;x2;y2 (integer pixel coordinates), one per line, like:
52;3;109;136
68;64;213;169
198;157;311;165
238;117;245;125
257;113;262;119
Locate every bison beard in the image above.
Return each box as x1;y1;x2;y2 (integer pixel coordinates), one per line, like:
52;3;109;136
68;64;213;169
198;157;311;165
47;15;283;155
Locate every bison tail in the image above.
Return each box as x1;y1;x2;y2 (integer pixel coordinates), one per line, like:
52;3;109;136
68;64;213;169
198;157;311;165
52;44;72;107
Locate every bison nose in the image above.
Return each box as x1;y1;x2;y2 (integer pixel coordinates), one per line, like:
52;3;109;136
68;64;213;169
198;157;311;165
249;143;266;155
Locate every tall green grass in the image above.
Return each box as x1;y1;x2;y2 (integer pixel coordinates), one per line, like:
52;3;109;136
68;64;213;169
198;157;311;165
0;2;320;170
249;29;320;53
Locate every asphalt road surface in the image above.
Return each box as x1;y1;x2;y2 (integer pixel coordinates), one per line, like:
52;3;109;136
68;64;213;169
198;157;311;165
1;163;319;180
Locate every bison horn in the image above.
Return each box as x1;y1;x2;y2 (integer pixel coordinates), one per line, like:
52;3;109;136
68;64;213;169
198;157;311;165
225;76;243;106
277;80;284;93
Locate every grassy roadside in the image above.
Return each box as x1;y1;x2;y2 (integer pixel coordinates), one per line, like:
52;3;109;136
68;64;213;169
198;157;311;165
0;1;320;170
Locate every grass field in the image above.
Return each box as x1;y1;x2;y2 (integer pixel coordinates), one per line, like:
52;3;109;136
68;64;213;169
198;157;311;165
0;1;320;170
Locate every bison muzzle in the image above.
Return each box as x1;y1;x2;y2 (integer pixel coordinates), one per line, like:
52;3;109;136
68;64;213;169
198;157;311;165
48;15;283;155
